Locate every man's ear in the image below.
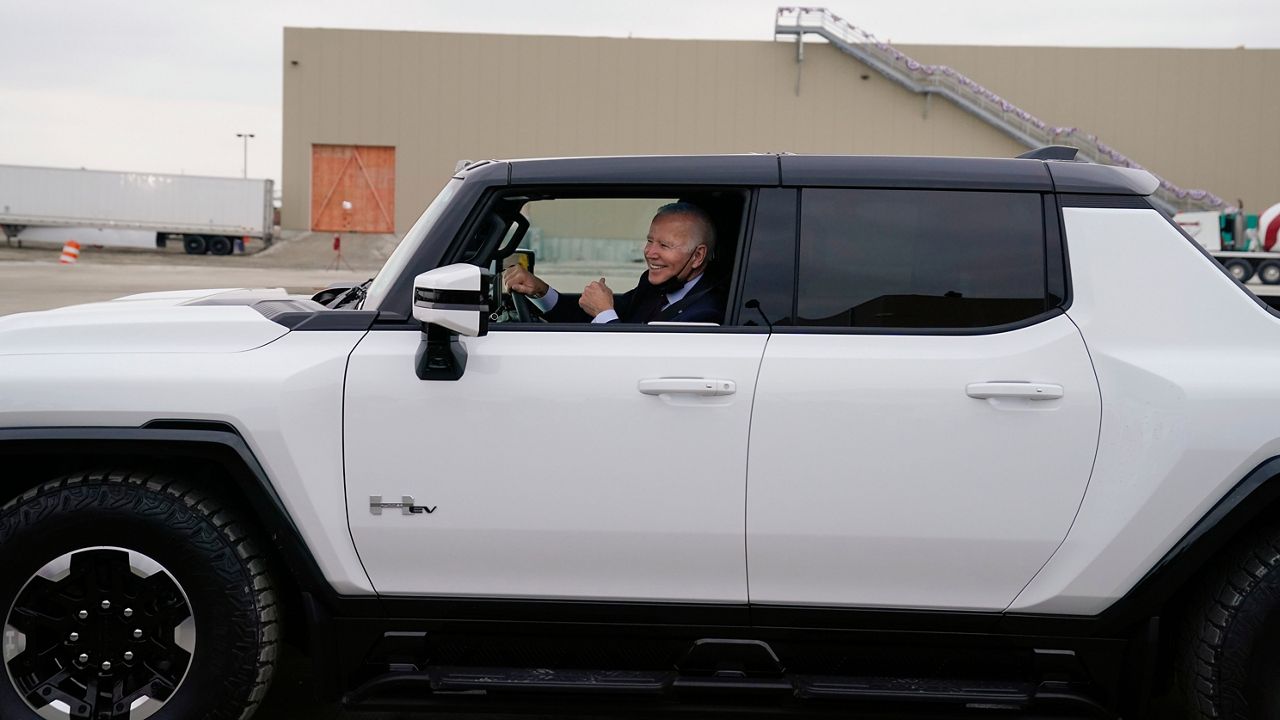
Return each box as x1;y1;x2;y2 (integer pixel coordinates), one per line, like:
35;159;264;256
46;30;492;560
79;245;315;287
691;243;708;270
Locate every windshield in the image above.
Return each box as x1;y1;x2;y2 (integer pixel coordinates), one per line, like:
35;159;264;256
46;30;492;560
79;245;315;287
362;178;462;311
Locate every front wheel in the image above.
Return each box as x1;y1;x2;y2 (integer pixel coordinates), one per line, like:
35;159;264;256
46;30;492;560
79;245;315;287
1178;524;1280;719
0;472;278;720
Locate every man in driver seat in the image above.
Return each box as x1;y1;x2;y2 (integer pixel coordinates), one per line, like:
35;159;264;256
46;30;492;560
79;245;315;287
503;202;725;324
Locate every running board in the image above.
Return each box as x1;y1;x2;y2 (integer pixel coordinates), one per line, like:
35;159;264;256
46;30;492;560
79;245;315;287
432;667;674;694
794;674;1032;708
344;666;1111;716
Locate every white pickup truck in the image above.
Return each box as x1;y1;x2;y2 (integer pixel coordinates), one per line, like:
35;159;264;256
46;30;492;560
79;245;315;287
1;149;1277;720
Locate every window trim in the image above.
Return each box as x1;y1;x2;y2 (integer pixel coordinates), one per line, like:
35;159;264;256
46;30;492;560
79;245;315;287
734;187;799;330
1048;194;1074;315
771;306;1068;336
723;189;758;327
443;184;762;333
488;323;769;335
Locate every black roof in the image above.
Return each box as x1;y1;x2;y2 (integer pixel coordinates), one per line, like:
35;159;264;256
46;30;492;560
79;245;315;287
459;153;1158;196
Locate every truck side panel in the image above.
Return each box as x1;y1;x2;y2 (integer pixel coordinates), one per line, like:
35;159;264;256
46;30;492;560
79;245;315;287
1011;206;1280;614
0;330;373;595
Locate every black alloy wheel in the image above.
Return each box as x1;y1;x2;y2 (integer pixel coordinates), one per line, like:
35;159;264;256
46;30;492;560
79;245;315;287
3;547;195;719
0;472;277;720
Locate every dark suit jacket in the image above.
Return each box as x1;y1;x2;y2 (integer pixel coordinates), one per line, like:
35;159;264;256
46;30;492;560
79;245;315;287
544;271;726;324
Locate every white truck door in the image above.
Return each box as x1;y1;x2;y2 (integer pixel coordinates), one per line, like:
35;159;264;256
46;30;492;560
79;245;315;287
344;328;766;603
745;189;1101;611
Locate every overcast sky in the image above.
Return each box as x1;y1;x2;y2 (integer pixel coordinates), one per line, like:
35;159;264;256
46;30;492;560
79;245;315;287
1;0;1275;191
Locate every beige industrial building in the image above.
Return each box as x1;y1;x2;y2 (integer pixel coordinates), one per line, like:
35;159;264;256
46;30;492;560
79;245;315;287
281;24;1280;235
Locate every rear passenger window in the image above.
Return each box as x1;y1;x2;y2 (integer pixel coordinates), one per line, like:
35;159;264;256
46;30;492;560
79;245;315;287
797;189;1049;329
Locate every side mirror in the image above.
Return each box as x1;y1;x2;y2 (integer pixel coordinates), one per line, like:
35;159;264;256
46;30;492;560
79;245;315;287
411;264;491;381
412;263;491;337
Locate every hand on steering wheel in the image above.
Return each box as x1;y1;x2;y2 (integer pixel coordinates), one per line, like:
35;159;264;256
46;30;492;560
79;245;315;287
509;290;534;323
502;264;547;323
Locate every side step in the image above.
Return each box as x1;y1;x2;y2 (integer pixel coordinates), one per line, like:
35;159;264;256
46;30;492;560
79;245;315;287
431;667;675;694
795;674;1032;708
345;666;1110;717
343;667;677;707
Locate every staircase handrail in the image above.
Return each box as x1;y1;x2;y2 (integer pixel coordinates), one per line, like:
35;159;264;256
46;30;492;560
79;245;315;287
775;6;1232;212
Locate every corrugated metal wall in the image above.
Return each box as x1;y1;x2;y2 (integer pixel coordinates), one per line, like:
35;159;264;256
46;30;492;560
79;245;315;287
282;28;1280;233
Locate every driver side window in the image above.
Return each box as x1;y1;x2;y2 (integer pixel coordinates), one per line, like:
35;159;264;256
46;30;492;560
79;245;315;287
520;198;671;309
473;190;748;328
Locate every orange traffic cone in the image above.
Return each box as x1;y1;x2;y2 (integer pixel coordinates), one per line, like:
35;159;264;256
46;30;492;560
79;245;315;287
59;240;81;264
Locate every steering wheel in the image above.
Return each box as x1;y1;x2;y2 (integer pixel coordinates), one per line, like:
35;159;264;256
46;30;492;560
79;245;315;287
509;290;534;323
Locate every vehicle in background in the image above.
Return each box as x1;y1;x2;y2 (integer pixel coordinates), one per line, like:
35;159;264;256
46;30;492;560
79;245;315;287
0;164;274;256
1176;202;1280;283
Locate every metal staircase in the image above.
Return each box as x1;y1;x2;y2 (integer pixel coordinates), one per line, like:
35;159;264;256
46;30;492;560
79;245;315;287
775;6;1231;213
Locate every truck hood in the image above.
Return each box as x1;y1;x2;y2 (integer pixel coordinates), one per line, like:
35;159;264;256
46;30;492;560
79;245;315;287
0;288;297;355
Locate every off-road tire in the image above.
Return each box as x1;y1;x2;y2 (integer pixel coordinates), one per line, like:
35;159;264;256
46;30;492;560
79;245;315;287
1179;523;1280;719
0;470;277;720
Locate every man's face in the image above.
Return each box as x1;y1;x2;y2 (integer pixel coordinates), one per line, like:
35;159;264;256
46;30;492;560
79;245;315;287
644;214;706;286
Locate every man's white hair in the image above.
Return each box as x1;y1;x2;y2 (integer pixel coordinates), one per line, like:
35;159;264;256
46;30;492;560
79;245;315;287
654;202;716;258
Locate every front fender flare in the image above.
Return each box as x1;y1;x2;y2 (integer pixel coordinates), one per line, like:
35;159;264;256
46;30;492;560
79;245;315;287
0;422;335;602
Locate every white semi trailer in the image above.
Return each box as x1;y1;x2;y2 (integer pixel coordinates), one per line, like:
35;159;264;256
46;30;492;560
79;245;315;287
0;164;274;255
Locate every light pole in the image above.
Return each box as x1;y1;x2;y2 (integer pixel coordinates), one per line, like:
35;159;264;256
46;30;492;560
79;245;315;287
236;133;255;178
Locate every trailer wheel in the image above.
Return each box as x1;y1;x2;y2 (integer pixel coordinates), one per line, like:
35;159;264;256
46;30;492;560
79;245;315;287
207;236;233;256
1222;259;1254;283
183;235;208;255
1257;261;1280;285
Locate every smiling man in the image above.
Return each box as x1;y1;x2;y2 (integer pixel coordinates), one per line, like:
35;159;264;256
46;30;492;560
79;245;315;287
503;202;725;324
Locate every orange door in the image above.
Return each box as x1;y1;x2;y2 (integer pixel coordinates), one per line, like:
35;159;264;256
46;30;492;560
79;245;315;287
310;145;396;233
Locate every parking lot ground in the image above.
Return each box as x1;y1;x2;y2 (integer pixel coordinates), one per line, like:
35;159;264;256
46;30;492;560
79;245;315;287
0;234;389;316
0;258;368;316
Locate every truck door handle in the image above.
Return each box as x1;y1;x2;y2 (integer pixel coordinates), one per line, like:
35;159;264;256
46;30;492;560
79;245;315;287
966;382;1064;400
637;378;737;397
